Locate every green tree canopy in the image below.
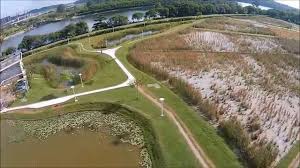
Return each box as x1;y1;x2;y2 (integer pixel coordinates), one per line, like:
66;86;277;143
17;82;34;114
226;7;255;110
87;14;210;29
75;21;89;34
107;15;128;27
132;12;144;22
2;47;16;56
145;9;158;18
56;4;66;13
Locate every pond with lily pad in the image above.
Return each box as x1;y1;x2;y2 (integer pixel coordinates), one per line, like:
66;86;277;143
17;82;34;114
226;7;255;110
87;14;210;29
1;110;153;168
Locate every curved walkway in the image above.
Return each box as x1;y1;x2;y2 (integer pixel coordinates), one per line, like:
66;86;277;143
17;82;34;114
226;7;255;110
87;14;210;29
0;45;135;113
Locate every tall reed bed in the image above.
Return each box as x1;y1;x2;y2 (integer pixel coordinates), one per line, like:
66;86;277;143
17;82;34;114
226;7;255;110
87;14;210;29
220;119;278;168
129;46;220;120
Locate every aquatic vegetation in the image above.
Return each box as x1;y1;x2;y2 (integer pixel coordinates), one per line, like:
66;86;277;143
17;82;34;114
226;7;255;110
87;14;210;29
11;111;152;168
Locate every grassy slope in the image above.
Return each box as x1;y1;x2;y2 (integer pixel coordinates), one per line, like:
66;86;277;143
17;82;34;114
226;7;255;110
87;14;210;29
277;141;300;168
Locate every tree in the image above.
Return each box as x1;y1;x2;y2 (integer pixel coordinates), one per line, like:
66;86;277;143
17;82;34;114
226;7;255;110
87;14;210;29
93;15;108;30
244;6;257;14
18;36;35;51
168;5;178;17
145;9;158;18
2;47;16;56
107;15;128;27
203;4;216;15
132;12;144;22
57;4;66;13
86;1;93;9
62;24;77;38
252;0;260;8
75;21;89;35
157;7;169;18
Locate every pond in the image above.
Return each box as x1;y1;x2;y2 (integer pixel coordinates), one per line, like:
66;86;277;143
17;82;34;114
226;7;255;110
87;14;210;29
0;119;141;167
0;110;153;167
1;9;147;52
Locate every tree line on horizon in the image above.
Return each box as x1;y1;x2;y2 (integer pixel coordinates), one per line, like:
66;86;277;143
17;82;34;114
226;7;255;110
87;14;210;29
82;0;299;24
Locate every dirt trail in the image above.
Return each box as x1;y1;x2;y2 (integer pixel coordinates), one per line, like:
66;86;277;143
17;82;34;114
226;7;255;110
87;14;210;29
289;153;300;168
138;86;215;168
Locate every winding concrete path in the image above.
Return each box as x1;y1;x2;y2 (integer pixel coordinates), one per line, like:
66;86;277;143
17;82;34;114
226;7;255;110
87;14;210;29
0;46;135;113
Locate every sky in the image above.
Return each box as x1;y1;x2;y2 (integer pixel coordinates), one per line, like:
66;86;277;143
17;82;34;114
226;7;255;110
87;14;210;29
1;0;77;18
275;0;300;9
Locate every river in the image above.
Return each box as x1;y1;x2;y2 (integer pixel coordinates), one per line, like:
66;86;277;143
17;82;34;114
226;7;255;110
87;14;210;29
1;9;147;52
